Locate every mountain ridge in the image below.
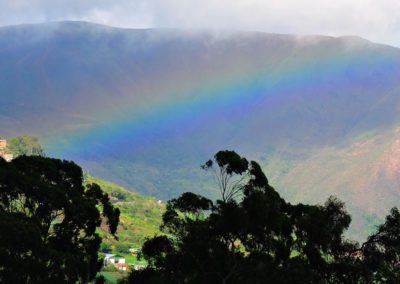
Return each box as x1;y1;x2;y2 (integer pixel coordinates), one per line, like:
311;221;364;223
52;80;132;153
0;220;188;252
1;21;400;239
1;20;395;49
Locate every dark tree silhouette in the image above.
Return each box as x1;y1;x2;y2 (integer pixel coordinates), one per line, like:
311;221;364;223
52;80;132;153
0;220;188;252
202;150;250;202
0;156;120;283
123;150;400;284
360;207;400;282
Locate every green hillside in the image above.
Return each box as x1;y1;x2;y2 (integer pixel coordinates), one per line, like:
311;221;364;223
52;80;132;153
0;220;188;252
84;176;164;252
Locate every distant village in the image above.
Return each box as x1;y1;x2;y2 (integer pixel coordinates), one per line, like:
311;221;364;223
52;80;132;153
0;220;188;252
0;139;13;162
104;248;145;272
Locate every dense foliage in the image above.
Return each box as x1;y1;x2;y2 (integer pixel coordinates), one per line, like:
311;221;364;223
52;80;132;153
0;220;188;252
6;135;45;156
0;156;120;283
124;151;400;284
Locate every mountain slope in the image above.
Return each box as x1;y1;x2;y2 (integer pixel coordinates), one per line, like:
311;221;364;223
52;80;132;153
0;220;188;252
84;176;164;249
1;21;400;239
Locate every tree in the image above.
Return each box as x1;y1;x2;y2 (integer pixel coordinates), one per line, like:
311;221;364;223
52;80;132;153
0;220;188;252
124;150;400;283
359;207;400;282
202;150;250;202
0;156;120;283
6;135;45;157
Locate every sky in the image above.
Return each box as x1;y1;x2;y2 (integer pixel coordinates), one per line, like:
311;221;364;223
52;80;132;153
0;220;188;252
1;0;400;47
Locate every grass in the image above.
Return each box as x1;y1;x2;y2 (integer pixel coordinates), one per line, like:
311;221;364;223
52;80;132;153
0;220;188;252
99;271;124;284
120;254;146;265
84;175;165;253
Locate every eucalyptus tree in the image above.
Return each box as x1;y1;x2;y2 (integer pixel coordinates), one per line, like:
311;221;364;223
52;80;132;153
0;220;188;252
0;156;120;283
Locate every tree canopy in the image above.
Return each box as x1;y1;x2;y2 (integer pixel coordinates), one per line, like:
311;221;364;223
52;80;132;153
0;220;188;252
6;135;45;157
124;150;400;284
0;155;120;283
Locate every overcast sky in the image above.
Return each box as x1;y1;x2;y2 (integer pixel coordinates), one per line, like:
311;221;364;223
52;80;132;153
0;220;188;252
1;0;400;47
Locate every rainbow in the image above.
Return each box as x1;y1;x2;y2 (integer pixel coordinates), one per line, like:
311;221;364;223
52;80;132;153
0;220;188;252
47;41;397;162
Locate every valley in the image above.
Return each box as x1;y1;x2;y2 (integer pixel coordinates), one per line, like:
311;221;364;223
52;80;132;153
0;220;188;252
1;21;400;239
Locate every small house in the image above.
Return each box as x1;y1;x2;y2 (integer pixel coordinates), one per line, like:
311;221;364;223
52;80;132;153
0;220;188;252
134;264;146;271
0;139;13;162
104;254;128;271
115;263;128;271
104;253;116;265
129;248;141;254
3;153;13;162
0;139;7;149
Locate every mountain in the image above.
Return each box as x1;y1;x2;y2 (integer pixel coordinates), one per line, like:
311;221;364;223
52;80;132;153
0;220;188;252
1;21;400;239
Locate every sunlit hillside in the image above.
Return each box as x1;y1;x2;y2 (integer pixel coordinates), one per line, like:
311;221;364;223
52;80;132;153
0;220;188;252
85;176;164;250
